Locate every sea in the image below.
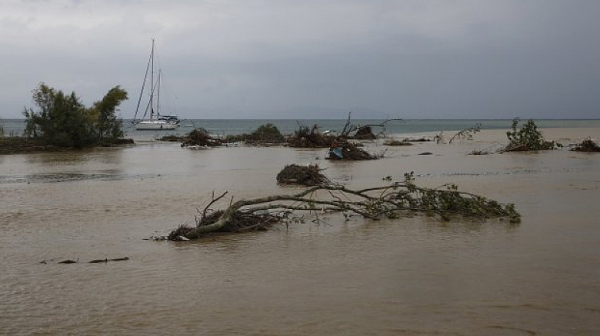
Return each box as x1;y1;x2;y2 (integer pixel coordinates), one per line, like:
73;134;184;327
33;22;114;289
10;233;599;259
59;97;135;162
1;119;600;334
2;118;599;140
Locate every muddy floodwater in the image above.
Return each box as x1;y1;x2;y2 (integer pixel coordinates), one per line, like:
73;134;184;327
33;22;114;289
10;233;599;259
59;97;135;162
1;129;600;335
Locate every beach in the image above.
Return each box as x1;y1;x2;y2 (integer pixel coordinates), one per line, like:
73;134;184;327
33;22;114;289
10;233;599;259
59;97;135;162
1;126;599;335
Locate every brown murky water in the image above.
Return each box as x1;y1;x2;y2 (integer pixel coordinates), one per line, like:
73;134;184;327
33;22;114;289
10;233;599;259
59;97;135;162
1;130;600;335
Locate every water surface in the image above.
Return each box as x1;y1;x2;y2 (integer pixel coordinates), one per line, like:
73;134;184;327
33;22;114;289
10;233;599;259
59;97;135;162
1;130;600;335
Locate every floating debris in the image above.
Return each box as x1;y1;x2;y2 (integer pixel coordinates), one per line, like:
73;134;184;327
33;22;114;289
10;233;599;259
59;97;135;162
571;139;600;152
276;164;330;186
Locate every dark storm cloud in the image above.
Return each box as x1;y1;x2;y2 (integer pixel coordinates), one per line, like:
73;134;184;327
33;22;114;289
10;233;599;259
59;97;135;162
1;0;599;119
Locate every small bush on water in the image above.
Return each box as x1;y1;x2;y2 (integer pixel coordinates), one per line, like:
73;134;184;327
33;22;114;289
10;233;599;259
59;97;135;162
223;123;285;144
504;119;558;152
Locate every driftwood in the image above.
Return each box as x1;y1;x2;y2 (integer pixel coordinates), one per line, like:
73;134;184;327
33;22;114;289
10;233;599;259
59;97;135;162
167;174;521;241
44;257;129;264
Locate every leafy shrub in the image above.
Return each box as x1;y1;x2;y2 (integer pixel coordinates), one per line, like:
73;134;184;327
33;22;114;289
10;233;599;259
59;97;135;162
250;123;284;142
504;119;557;152
22;83;127;148
223;123;285;143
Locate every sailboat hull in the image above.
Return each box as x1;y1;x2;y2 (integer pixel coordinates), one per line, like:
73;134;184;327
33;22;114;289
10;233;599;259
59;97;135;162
135;120;180;130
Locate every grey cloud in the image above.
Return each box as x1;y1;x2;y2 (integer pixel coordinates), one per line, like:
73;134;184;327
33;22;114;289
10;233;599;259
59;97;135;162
1;0;599;119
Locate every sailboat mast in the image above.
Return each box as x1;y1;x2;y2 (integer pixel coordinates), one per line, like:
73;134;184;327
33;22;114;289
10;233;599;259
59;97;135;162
150;38;155;119
157;70;161;116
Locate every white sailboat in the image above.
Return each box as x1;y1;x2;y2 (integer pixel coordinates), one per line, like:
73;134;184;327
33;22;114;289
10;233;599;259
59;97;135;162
133;39;180;130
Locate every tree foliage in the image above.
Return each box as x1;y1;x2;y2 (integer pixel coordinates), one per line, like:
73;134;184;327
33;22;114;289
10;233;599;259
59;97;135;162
89;86;128;141
224;123;285;143
504;119;557;152
22;83;128;147
250;123;284;142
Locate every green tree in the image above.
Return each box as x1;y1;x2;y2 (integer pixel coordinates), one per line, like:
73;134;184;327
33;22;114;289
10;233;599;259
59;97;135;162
89;86;128;141
23;83;93;147
22;83;128;147
250;123;284;141
504;118;557;151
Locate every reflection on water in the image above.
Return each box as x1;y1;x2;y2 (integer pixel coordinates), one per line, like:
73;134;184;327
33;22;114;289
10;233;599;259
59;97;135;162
1;138;600;335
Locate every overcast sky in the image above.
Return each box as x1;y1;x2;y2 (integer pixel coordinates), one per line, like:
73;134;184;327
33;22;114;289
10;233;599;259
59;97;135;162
1;0;599;119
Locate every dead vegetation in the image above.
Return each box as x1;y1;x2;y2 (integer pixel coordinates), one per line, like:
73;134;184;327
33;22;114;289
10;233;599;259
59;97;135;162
352;126;376;140
287;124;336;148
166;173;521;241
449;123;481;143
327;141;380;160
276;164;330;186
434;124;481;144
338;112;401;140
571;138;600;152
181;128;222;147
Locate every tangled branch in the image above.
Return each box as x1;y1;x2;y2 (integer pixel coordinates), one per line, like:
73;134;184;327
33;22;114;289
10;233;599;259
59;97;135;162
167;173;521;241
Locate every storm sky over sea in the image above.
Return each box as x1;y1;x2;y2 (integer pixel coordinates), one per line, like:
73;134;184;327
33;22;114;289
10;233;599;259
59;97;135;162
1;0;599;119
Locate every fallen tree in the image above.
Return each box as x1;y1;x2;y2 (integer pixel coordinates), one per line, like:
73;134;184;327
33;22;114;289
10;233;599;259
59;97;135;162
167;173;521;241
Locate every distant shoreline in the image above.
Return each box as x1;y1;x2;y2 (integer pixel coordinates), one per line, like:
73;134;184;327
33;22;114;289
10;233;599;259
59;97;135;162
0;137;134;155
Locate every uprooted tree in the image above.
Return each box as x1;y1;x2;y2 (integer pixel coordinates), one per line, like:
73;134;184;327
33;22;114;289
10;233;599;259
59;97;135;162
167;172;521;241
